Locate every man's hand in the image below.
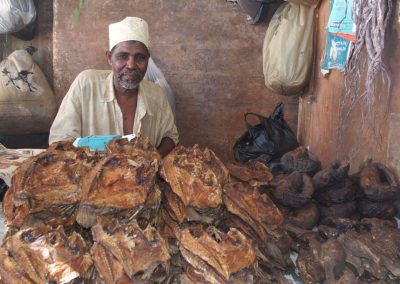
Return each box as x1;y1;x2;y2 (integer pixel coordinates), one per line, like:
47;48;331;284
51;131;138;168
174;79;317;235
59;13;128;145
157;137;176;158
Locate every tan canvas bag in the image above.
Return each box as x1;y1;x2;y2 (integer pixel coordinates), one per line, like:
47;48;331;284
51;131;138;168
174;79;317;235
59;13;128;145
0;49;56;134
263;3;315;96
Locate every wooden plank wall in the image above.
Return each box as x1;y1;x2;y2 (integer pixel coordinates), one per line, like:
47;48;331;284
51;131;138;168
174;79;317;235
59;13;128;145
298;0;400;175
52;0;299;163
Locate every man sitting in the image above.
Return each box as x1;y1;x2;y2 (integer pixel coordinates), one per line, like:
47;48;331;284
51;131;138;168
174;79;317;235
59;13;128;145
49;17;178;157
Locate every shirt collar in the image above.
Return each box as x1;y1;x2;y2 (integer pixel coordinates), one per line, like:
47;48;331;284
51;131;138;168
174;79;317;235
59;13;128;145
101;72;115;102
102;72;153;116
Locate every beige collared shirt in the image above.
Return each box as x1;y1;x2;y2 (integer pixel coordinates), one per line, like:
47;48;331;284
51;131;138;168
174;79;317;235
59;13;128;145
49;69;179;147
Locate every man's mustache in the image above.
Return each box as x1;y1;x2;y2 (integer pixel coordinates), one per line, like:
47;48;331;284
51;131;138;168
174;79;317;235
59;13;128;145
119;69;143;79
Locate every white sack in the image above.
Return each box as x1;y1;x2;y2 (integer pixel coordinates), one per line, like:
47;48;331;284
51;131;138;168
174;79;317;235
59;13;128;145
263;3;315;96
0;0;36;34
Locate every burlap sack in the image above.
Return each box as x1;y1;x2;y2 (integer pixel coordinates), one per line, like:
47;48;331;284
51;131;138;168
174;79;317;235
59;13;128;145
0;49;57;135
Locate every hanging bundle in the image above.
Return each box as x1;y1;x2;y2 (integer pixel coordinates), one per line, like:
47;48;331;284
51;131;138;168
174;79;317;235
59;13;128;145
263;2;315;96
284;0;320;7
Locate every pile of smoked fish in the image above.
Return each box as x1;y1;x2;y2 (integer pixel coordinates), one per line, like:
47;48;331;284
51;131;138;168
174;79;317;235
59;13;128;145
1;138;400;283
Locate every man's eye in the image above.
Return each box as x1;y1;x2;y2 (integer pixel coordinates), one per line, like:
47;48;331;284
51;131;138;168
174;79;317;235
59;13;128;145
116;54;128;60
136;55;147;62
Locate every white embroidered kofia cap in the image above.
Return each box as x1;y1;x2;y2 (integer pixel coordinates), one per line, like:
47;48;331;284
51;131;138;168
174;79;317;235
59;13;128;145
108;17;150;50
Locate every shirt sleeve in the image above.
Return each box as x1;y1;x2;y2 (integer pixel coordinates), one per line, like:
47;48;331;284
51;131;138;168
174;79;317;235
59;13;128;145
48;77;82;145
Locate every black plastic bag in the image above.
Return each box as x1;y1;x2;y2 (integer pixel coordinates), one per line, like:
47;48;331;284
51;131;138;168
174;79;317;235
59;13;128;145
237;0;284;24
0;178;8;202
233;102;298;165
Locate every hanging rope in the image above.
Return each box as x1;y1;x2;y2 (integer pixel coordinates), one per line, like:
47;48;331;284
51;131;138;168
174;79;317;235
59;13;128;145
336;0;393;159
344;0;392;111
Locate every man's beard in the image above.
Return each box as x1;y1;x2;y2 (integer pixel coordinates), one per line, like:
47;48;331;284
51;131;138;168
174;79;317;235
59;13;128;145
117;69;144;90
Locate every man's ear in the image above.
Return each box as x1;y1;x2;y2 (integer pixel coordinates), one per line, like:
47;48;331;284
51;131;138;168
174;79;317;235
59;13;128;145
105;51;112;66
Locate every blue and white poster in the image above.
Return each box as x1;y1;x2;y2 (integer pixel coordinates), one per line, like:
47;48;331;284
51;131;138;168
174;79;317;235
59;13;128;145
326;0;356;38
321;0;354;75
321;32;352;75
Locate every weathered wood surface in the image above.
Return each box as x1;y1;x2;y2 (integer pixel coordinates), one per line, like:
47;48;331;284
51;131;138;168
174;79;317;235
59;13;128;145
298;0;400;175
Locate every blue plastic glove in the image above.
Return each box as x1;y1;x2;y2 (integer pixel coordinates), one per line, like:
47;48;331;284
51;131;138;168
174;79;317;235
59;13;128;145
75;135;122;151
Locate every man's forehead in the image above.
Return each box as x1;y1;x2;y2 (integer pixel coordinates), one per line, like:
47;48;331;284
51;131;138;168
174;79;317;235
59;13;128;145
112;40;149;54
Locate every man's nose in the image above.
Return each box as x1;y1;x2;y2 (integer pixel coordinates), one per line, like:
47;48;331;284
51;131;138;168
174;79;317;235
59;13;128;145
126;55;136;69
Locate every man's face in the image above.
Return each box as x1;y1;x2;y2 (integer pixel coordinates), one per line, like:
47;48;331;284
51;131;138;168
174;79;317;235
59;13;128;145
107;40;150;90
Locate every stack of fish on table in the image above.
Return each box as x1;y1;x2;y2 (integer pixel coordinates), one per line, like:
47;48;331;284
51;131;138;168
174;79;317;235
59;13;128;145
1;138;400;283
